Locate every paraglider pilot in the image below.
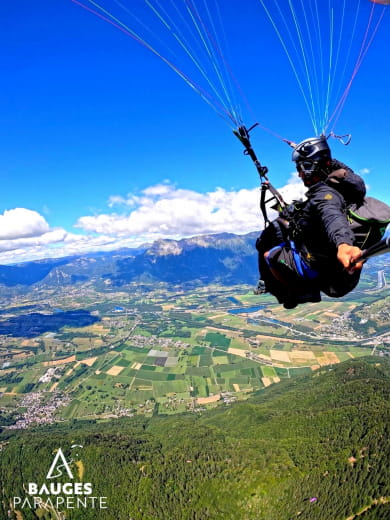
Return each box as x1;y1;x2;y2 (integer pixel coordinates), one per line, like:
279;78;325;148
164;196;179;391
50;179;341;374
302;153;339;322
256;136;366;309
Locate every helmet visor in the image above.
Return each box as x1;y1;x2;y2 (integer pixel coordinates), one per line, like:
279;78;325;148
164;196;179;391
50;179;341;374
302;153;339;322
296;160;317;174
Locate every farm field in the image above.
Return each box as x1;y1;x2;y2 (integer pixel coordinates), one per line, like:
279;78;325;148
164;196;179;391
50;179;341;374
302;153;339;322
0;281;388;425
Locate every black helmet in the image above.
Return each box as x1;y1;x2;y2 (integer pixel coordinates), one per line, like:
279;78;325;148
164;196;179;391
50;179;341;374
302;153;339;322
292;136;331;164
292;136;331;185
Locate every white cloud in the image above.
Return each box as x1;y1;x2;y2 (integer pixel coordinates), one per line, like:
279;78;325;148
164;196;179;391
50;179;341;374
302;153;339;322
0;208;50;240
77;183;263;240
83;179;308;244
0;228;67;253
0;208;70;263
0;230;122;264
0;177;310;264
278;172;307;203
143;184;172;196
108;195;128;207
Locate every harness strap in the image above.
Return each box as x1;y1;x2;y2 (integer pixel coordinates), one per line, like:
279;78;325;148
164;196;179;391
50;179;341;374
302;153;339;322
234;125;286;226
266;241;319;281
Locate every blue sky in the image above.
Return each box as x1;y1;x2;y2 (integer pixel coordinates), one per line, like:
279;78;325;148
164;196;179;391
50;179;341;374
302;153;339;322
0;0;389;263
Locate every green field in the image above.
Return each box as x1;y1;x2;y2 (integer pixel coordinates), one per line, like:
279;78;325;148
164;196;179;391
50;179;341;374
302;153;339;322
0;283;388;423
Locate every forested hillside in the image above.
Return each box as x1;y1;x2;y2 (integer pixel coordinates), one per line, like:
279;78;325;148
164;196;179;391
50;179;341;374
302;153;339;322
0;357;389;520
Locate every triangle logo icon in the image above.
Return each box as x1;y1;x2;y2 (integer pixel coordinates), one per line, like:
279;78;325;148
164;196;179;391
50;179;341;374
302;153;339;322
46;448;74;480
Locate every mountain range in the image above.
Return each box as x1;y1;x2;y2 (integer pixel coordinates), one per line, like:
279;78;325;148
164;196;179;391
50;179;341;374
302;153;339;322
0;232;259;292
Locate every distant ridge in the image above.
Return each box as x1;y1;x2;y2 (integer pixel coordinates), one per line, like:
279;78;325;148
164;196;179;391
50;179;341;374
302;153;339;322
0;232;259;290
0;231;387;293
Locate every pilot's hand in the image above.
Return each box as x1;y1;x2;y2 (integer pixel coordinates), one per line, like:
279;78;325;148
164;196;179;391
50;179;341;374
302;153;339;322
337;243;364;273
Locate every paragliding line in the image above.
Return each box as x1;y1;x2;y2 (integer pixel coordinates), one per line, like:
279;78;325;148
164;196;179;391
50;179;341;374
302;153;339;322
183;0;254;126
257;0;318;133
330;0;362;125
327;2;385;130
143;0;239;124
69;0;240;126
182;0;241;124
287;0;319;133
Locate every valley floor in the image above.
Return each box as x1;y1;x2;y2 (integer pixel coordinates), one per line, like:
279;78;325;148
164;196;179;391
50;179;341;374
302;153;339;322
0;282;389;426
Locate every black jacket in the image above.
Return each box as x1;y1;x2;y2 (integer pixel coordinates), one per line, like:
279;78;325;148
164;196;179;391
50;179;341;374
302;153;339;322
256;162;366;300
291;158;366;266
291;181;356;266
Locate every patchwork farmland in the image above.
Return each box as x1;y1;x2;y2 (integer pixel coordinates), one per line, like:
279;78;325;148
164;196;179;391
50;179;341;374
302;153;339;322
0;280;388;425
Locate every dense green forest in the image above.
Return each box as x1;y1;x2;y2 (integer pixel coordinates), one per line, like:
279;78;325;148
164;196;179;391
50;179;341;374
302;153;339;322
0;357;389;519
